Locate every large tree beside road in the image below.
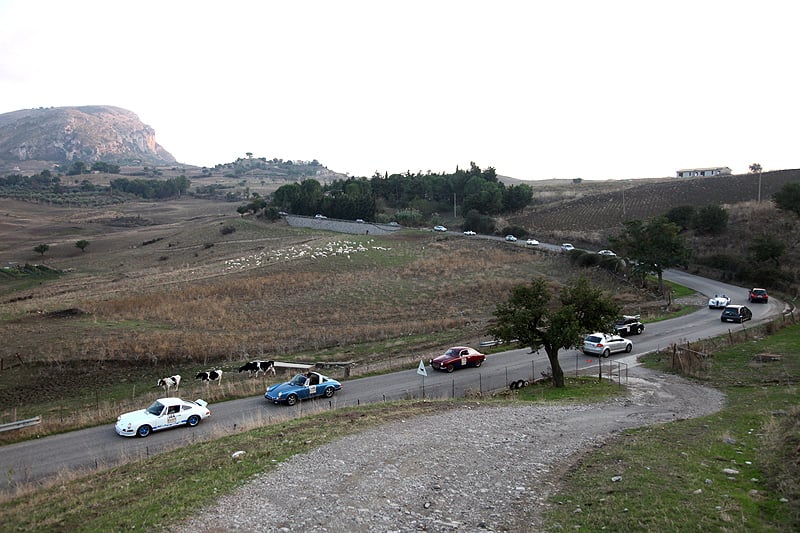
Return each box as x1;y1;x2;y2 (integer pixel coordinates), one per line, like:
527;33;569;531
489;276;620;388
610;217;691;294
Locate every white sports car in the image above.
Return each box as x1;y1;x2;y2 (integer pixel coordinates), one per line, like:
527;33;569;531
708;294;731;309
115;397;210;437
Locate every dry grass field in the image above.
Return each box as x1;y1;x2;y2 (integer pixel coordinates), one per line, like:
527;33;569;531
0;195;662;436
2;167;798;437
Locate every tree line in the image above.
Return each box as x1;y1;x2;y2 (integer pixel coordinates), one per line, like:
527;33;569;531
240;162;534;228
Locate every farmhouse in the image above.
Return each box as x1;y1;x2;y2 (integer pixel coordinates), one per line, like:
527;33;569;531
676;166;732;178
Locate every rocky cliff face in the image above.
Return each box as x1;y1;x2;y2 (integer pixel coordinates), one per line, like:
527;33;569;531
0;106;176;167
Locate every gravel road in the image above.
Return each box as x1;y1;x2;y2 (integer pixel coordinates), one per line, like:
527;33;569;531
169;366;724;532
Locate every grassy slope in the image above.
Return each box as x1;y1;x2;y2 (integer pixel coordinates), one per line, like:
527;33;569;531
544;321;800;531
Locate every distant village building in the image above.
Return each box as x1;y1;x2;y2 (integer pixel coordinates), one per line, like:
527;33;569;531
676;166;732;178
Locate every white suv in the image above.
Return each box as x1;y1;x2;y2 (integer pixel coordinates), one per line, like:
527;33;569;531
583;333;632;358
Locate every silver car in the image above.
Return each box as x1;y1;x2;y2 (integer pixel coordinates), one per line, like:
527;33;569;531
583;333;632;358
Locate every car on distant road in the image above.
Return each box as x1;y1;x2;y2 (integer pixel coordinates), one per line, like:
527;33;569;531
265;372;342;406
430;346;486;372
614;315;645;335
505;235;517;242
597;249;616;256
433;225;448;232
526;238;539;246
748;288;769;303
582;333;632;358
115;397;210;438
463;230;476;236
314;214;327;219
356;218;365;223
708;294;731;309
721;305;753;323
561;243;575;252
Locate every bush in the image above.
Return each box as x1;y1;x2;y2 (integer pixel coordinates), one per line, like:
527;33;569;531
500;225;528;238
220;225;236;235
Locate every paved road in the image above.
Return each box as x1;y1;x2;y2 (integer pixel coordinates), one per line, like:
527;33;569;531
0;270;783;492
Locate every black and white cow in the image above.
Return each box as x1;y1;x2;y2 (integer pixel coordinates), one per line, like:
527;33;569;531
196;369;223;384
156;374;181;393
238;360;276;376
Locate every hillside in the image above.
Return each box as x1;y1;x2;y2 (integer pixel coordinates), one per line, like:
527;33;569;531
509;169;800;238
0;106;175;171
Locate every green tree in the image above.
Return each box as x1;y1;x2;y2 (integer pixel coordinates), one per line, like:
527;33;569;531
75;240;89;252
502;184;533;212
691;204;728;235
665;205;696;231
773;182;800;217
749;235;785;266
489;276;620;388
34;243;50;256
66;161;87;176
609;217;691;293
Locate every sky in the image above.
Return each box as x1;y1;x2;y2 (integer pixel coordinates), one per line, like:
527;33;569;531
1;1;798;181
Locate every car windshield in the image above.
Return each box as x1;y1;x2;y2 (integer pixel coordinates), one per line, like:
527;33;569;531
444;348;460;356
146;400;164;415
289;374;308;386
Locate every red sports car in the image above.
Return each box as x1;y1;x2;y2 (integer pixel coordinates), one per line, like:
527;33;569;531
430;346;486;373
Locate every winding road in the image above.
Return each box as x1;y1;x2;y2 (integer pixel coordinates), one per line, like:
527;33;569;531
0;270;784;492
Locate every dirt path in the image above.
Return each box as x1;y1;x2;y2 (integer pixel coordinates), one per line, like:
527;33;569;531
169;366;724;532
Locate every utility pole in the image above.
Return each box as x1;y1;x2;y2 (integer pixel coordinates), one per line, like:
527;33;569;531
453;193;457;218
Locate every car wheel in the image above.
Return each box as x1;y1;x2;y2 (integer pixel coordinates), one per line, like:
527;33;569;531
446;364;455;373
625;343;632;353
286;394;298;406
323;387;335;398
637;326;644;334
136;425;152;438
186;415;200;427
474;359;482;368
602;349;610;358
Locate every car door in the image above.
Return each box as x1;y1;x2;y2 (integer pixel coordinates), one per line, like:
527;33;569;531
459;349;469;368
608;335;625;353
161;404;182;429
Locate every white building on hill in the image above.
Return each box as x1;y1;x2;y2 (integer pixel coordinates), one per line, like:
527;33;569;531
676;166;732;178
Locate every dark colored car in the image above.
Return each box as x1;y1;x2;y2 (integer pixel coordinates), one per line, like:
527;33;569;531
614;315;645;336
430;346;486;372
721;305;753;323
748;288;769;303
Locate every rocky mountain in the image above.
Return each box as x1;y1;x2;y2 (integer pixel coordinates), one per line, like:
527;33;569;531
0;106;176;170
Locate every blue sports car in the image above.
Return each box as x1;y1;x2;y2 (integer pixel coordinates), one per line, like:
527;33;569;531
265;372;342;406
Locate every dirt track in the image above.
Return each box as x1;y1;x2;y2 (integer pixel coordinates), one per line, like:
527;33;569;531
170;365;725;532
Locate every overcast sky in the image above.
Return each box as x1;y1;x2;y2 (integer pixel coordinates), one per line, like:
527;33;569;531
1;1;797;181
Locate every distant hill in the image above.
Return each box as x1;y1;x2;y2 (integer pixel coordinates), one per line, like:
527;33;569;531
508;169;800;235
0;106;176;171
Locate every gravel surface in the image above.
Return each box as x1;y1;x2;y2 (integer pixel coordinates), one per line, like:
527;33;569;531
169;366;724;532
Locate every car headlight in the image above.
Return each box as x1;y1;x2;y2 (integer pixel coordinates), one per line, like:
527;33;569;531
277;392;283;398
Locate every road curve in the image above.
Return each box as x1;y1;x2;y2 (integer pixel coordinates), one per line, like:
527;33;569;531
0;270;784;492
